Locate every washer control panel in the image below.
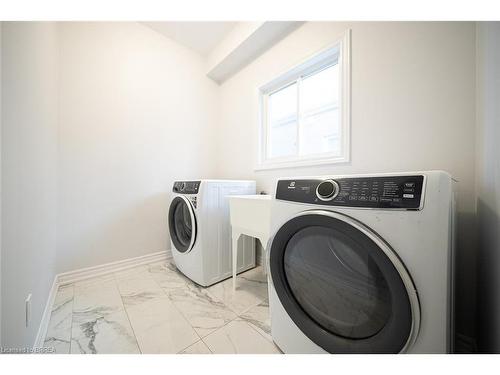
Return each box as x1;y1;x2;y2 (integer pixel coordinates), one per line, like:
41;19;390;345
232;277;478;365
173;181;201;194
276;175;425;210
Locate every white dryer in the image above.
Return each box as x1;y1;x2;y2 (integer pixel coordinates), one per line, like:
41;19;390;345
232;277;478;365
267;171;455;353
168;180;256;286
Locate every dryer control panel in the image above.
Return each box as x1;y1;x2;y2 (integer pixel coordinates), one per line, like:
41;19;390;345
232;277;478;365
276;175;425;210
173;181;201;194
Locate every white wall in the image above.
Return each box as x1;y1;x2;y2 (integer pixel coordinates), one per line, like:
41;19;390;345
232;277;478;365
476;22;500;353
1;22;59;348
216;22;477;340
57;23;219;272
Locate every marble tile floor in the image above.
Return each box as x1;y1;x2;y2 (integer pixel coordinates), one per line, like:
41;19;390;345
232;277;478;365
43;260;281;354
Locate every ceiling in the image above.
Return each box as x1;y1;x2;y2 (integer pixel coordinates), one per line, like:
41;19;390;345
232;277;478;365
142;22;237;56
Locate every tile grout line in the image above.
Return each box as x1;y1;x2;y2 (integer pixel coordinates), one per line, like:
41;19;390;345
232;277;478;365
151;261;242;344
175;340;198;354
68;284;75;354
200;312;239;341
148;263;203;341
201;338;214;354
237;294;276;348
176;339;213;354
196;267;269;343
113;260;213;354
237;297;269;320
113;274;143;354
234;296;266;317
224;270;275;350
242;317;276;347
198;281;252;340
235;298;279;351
194;292;265;342
147;261;207;347
203;267;267;317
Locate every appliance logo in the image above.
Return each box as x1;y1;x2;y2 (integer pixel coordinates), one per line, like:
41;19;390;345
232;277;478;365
288;181;296;189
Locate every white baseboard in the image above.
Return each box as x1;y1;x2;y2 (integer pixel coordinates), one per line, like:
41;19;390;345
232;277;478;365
58;250;170;285
34;249;171;349
165;248;172;260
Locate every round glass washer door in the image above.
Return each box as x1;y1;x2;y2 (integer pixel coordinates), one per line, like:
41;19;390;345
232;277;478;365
168;196;197;253
269;210;420;353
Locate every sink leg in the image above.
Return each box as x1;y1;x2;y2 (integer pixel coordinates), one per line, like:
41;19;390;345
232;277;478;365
257;237;267;276
232;233;240;292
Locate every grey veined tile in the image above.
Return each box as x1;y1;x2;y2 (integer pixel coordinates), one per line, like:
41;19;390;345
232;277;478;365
73;277;123;313
203;320;280;354
235;266;268;298
146;260;170;274
179;340;212;354
44;284;74;354
71;274;139;354
148;260;238;337
125;296;199;354
238;299;271;342
168;282;237;338
116;275;165;307
114;265;151;281
206;266;268;315
150;260;191;293
73;274;116;292
70;308;140;354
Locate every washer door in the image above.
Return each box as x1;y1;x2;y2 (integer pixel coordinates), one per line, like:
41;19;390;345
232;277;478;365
168;196;197;253
269;210;420;353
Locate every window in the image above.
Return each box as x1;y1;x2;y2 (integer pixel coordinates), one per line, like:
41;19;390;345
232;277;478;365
257;30;350;170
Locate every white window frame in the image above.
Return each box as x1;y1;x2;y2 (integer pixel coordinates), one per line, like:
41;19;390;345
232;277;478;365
256;29;351;171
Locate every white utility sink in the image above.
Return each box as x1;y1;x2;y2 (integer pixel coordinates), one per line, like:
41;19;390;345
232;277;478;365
228;194;272;290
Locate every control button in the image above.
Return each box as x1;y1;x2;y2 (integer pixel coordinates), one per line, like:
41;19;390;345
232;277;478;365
403;193;414;199
180;182;186;191
316;180;339;201
404;188;415;193
369;196;378;202
358;196;368;201
404;182;415;188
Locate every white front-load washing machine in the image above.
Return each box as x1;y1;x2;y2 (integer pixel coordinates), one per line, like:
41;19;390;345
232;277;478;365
266;171;455;353
168;179;256;286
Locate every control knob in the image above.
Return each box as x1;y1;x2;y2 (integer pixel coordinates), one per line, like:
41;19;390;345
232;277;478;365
316;180;339;201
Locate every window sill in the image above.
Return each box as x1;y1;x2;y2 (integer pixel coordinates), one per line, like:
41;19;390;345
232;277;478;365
254;155;350;171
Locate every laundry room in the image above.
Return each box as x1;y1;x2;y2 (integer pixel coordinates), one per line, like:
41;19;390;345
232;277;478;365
1;0;500;371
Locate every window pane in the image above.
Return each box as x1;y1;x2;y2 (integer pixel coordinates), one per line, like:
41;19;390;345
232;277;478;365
300;109;341;156
299;63;340;156
269;82;297;122
268;83;298;158
301;63;339;114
